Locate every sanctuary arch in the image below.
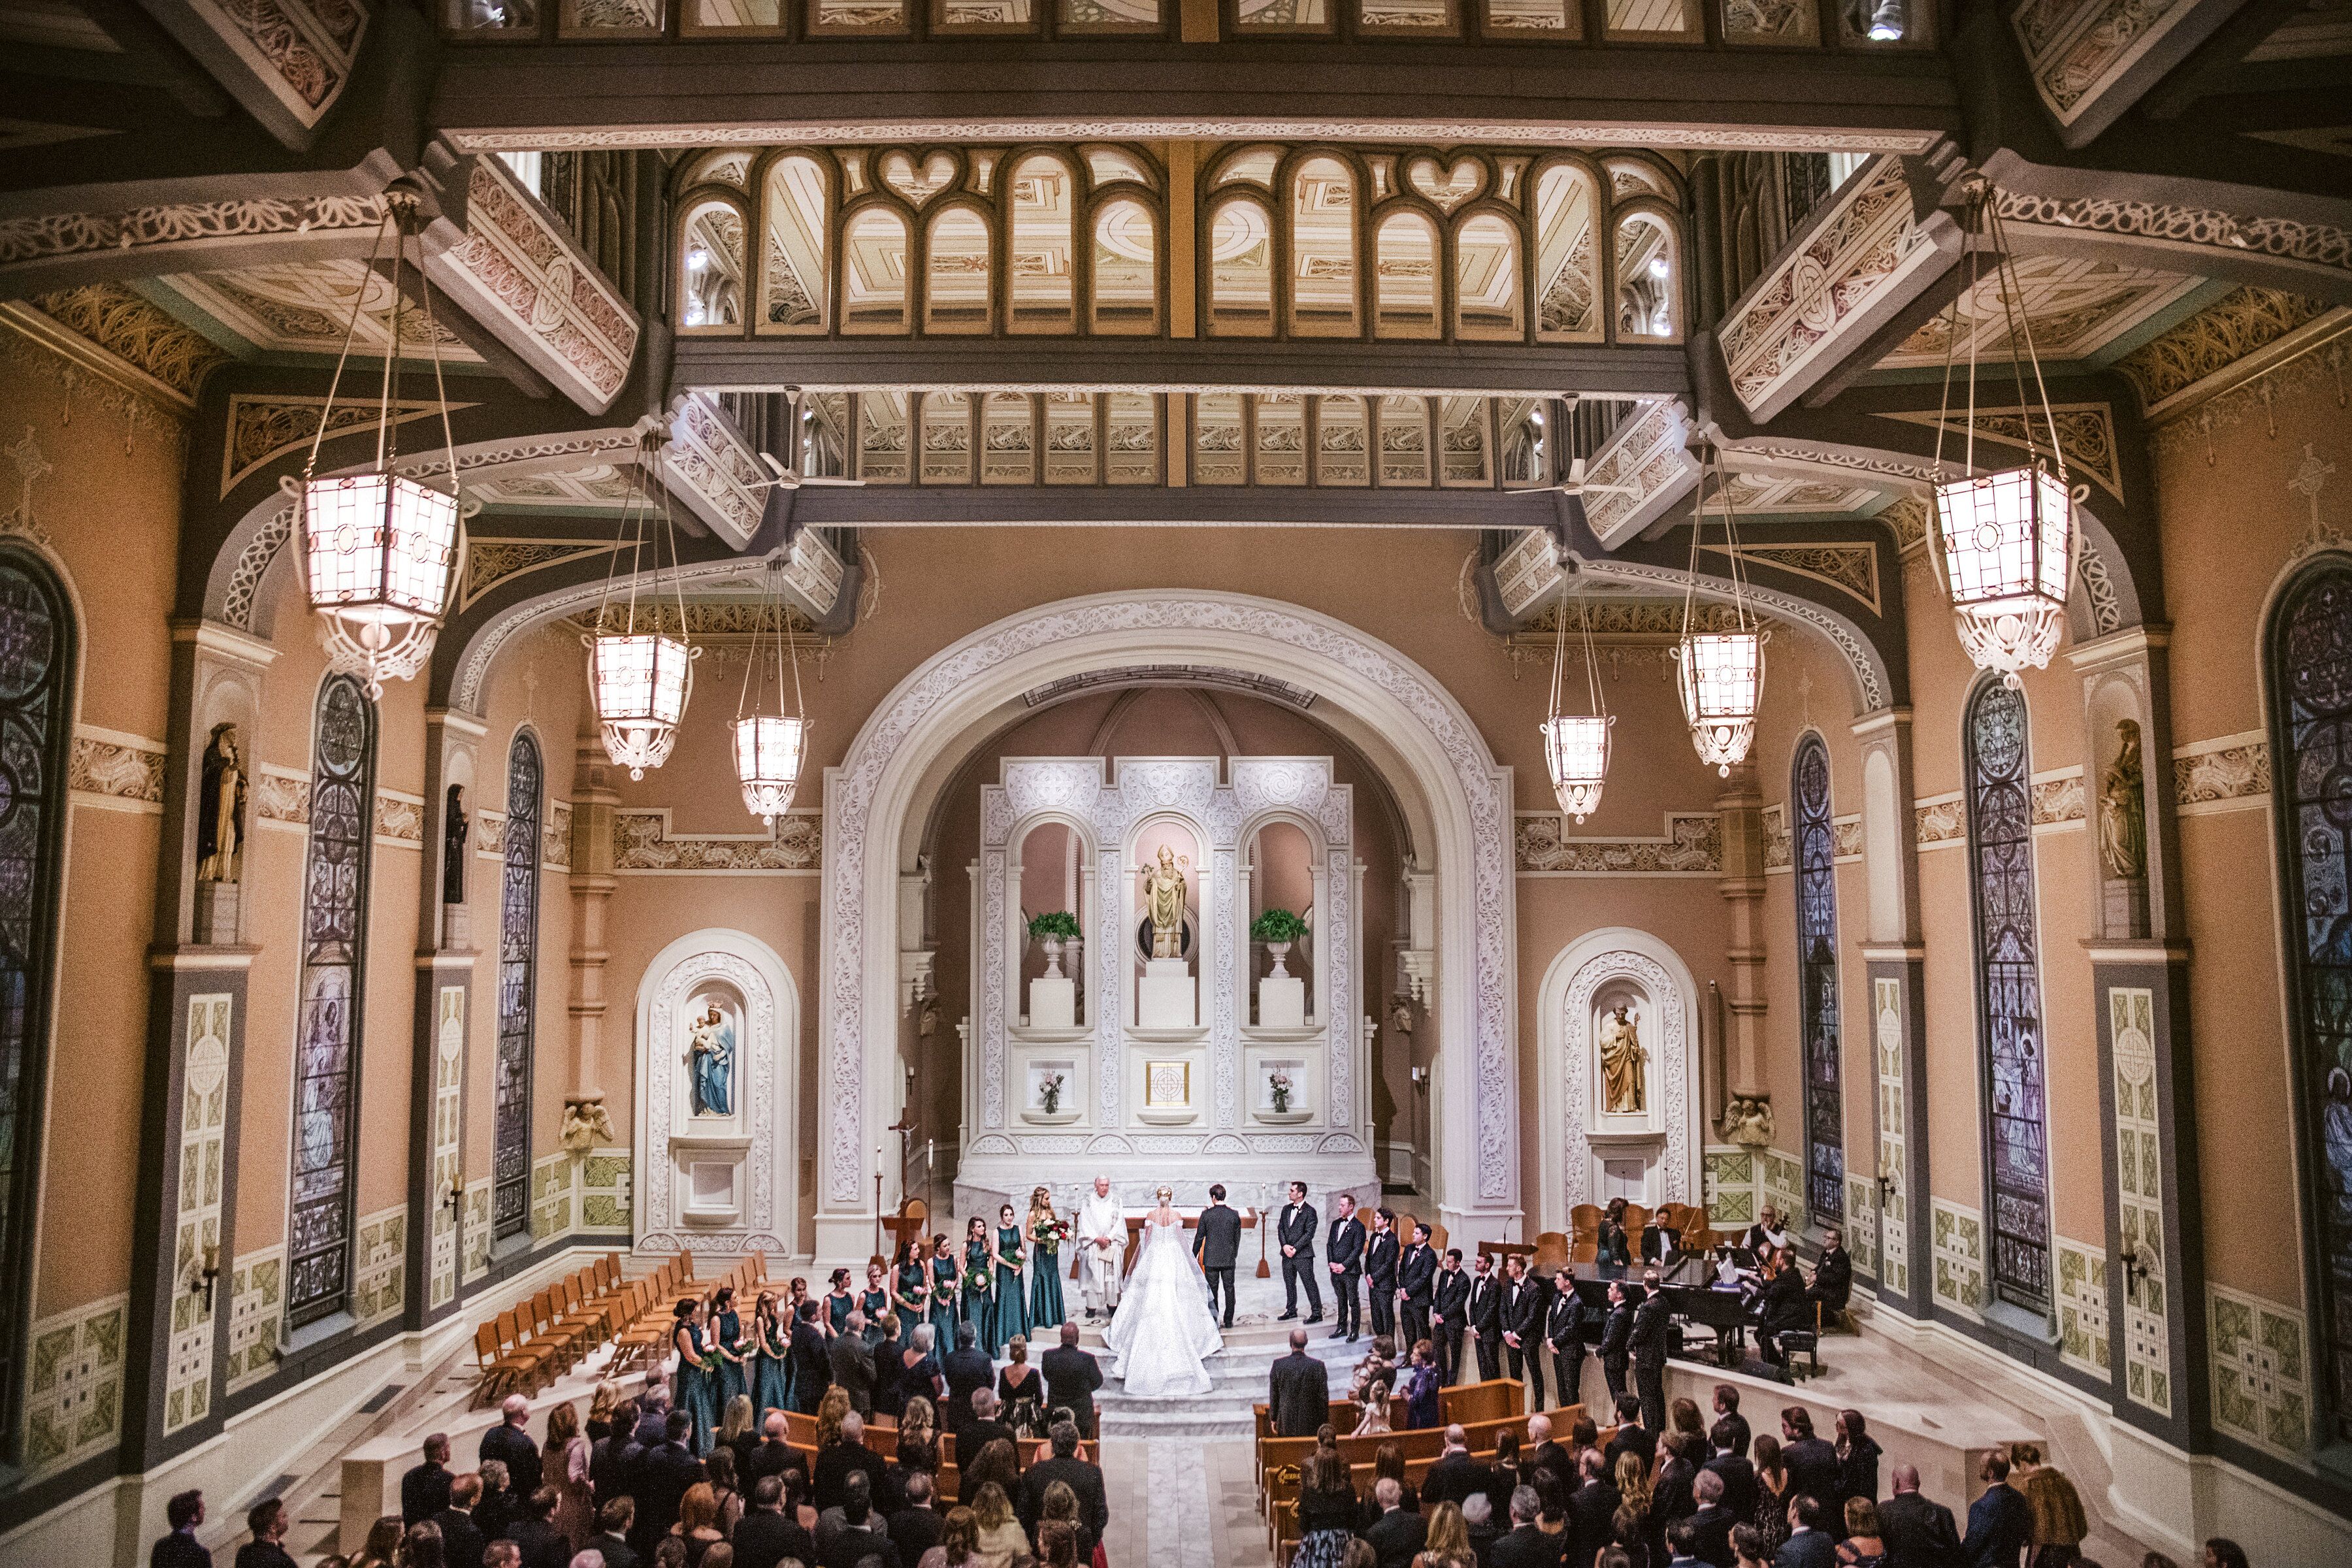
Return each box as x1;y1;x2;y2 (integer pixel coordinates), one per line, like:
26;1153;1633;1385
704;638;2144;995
815;590;1519;1261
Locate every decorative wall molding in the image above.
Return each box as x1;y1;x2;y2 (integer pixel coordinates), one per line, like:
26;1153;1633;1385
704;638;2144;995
2208;1282;2311;1458
429;987;463;1310
1762;802;1790;871
221;395;468;500
254;762;310;828
69;726;168;813
460;539;621;610
1931;1197;1985;1320
613;808;822;873
580;1148;633;1232
374;789;425;847
0;193;387;272
2057;1235;2111;1380
1574;554;1891;711
1761;1145;1806;1233
2031;768;2087;828
1703;1145;1757;1228
1515;811;1720;875
530;1152;575;1242
1702;540;1880;613
1994;188;2352;289
2110;983;2172;1415
462;1177;492;1282
163;994;232;1437
1874;403;2125;501
1558;942;1697;1215
2172;730;2270;815
25;284;225;408
1914;791;1967;849
19;1292;128;1480
0;323;188;458
1874;976;1910;1301
351;1205;406;1329
2116;287;2334;415
223;1244;283;1394
2145;330;2352;461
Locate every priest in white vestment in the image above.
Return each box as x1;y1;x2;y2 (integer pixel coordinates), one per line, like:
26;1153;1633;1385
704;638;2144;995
1076;1175;1126;1319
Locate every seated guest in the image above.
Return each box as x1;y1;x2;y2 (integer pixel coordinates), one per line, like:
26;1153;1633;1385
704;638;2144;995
430;1475;489;1568
233;1499;297;1568
1360;1441;1420;1529
402;1435;455;1526
1809;1232;1854;1320
1361;1478;1428;1568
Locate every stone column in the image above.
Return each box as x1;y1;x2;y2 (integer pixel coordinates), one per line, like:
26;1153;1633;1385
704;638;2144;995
1716;762;1769;1098
408;707;485;1330
1852;706;1932;1320
563;738;621;1154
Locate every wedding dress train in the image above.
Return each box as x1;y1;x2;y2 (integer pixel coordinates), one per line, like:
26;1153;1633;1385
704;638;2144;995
1102;1215;1223;1397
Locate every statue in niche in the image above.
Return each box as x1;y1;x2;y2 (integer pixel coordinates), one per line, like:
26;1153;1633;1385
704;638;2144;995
1599;1001;1648;1114
443;785;468;903
2099;719;2147;881
195;723;246;883
1141;843;1190;960
686;1000;736;1117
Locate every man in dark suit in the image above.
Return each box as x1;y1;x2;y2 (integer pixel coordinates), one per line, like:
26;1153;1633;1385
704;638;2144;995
1397;1223;1438;1348
1606;1395;1657;1475
888;1471;943;1567
1499;1254;1546;1409
480;1394;544;1497
1958;1452;2033;1568
1487;1486;1556;1568
830;1309;878;1415
431;1474;490;1568
1267;1326;1331;1436
1364;1209;1401;1340
1543;1273;1591;1410
1524;1413;1575;1497
151;1491;210;1568
817;1471;903;1568
1631;1270;1674;1433
401;1433;454;1526
1684;1469;1740;1568
1565;1450;1620;1567
1876;1464;1961;1568
1710;1386;1752;1458
1019;1420;1109;1540
1042;1320;1105;1438
1776;1494;1837;1568
589;1497;643;1568
791;1301;833;1414
1597;1281;1636;1408
1702;1420;1759;1523
814;1409;889;1512
942;1322;995;1435
1778;1407;1840;1519
506;1487;573;1568
962;1388;1021;1471
734;1475;815;1568
1196;1184;1245;1328
1808;1230;1854;1320
632;1410;708;1556
1326;1192;1366;1341
1276;1181;1323;1323
1362;1477;1428;1568
1465;1252;1504;1382
1419;1426;1492;1511
1430;1247;1472;1381
1754;1252;1812;1369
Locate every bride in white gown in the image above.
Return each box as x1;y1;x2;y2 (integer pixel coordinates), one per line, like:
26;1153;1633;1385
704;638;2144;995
1102;1186;1224;1397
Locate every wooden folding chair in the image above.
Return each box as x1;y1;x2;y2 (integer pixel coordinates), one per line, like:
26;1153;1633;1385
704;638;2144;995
472;1321;535;1408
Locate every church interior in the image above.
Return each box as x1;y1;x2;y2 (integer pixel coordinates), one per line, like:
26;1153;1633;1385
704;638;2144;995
1;0;2351;1563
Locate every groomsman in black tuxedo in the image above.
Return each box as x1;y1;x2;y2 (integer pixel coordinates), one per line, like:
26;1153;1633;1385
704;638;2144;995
1364;1208;1399;1340
1499;1252;1548;1409
1545;1271;1593;1411
1463;1252;1504;1382
1397;1223;1438;1348
1326;1192;1365;1341
1276;1181;1323;1324
1429;1247;1471;1382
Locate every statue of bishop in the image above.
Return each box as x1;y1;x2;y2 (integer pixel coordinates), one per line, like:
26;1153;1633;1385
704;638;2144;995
1142;843;1188;960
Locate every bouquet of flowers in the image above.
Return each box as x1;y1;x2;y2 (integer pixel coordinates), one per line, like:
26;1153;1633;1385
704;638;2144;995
1034;1216;1071;1255
1039;1071;1067;1114
1269;1068;1295;1114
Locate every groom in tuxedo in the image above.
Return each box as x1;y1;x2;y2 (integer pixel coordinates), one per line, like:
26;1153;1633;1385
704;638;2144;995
1194;1184;1243;1329
1277;1181;1323;1324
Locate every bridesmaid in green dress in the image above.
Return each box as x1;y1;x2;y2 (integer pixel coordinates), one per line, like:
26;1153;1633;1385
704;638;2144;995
993;1202;1031;1352
962;1217;996;1350
750;1291;792;1422
927;1234;961;1350
672;1298;721;1454
858;1262;892;1345
1026;1186;1068;1331
711;1284;749;1411
892;1239;932;1339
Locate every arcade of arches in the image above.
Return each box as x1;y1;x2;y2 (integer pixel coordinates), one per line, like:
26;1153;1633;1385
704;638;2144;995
1;2;2350;1564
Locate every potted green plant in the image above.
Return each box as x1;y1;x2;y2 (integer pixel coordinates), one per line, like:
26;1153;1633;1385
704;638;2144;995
1028;909;1081;978
1251;907;1309;978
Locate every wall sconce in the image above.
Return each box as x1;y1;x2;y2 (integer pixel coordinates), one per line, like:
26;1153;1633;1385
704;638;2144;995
2120;1245;2153;1292
189;1243;221;1312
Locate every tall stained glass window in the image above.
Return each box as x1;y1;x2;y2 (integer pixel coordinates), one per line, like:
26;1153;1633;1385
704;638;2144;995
493;732;542;1241
2271;561;2352;1443
1793;736;1844;1226
0;552;70;1449
287;675;376;1328
1964;679;2050;1314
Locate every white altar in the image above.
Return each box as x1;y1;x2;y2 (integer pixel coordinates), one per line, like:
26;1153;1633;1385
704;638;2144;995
953;755;1379;1215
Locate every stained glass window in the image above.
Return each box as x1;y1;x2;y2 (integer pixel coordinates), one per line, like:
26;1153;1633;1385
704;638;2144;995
1793;736;1844;1226
287;676;376;1328
0;552;69;1450
1964;679;2050;1314
2271;563;2352;1443
493;732;542;1241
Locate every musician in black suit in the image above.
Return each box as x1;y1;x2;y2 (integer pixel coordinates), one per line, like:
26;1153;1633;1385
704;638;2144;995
1396;1223;1437;1347
1543;1270;1592;1410
1325;1192;1365;1341
1429;1247;1471;1382
1364;1209;1400;1339
1640;1215;1681;1266
1808;1228;1854;1318
1629;1268;1674;1433
1752;1250;1811;1369
1497;1252;1546;1409
1597;1279;1636;1407
1463;1252;1504;1382
1275;1181;1323;1323
1195;1184;1245;1328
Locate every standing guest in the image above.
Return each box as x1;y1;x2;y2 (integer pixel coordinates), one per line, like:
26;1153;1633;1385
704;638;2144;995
824;1269;858;1338
889;1471;944;1565
963;1391;1021;1469
676;1300;724;1452
750;1294;793;1423
2202;1541;2248;1568
830;1310;879;1418
1295;1433;1362;1568
1278;1181;1326;1324
633;1411;708;1558
1665;1519;1706;1568
1608;1394;1657;1475
508;1488;576;1568
1270;1326;1333;1437
1365;1209;1401;1343
1650;1431;1704;1566
1397;1224;1439;1352
1631;1270;1673;1434
1598;1281;1637;1410
672;1483;730;1567
871;1313;907;1422
636;1382;676;1448
1833;1500;1886;1567
1037;1520;1083;1568
1834;1413;1882;1513
1431;1248;1471;1382
1731;1526;1772;1568
405;1524;452;1568
403;1434;456;1527
734;1476;814;1568
746;1412;798;1490
997;1335;1044;1434
2009;1445;2086;1568
1525;1413;1575;1498
484;1542;517;1568
1614;1452;1654;1567
1499;1254;1547;1410
992;1203;1032;1352
1685;1471;1739;1568
708;1448;747;1535
1034;1480;1096;1566
433;1475;489;1568
1026;1186;1068;1331
1327;1192;1367;1342
1748;1437;1790;1560
1364;1478;1429;1568
1706;1422;1759;1526
887;1424;937;1519
1420;1426;1492;1512
1669;1399;1708;1446
1041;1321;1103;1441
791;1301;832;1415
1567;1449;1621;1568
1776;1495;1834;1568
966;1483;1028;1568
1403;1339;1443;1429
900;1323;948;1413
1487;1486;1554;1568
484;1395;547;1497
546;1399;597;1548
1416;1502;1477;1568
711;1287;751;1413
1545;1270;1592;1411
962;1219;998;1352
941;1322;994;1437
587;1380;624;1445
234;1499;297;1568
478;1461;521;1544
813;1410;887;1512
1713;1389;1752;1460
1195;1184;1244;1330
929;1236;964;1352
594;1399;640;1505
589;1499;642;1568
1873;1466;1957;1568
1778;1409;1840;1523
917;1506;981;1568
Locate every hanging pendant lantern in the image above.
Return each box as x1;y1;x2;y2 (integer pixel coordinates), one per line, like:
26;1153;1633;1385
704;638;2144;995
731;559;812;824
1928;180;2078;689
587;430;700;779
291;186;470;698
1541;572;1613;823
1673;448;1767;776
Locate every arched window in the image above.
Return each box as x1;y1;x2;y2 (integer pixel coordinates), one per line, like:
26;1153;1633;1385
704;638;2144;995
1008;154;1075;333
1793;735;1844;1228
1373;210;1439;340
287;675;376;1328
1963;678;2050;1315
1090;197;1158;335
678;197;746;331
760;154;829;331
2269;561;2352;1445
841;206;909;333
1532;162;1600;342
0;551;71;1445
1207;195;1275;336
1454;212;1522;340
493;732;543;1243
1288;155;1358;336
924;205;993;333
1614;209;1681;342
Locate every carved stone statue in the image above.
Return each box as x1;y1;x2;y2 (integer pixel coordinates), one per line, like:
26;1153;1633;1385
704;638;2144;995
561;1097;617;1151
686;1000;736;1117
1719;1094;1775;1148
1388;996;1415;1037
1599;1002;1648;1114
2099;719;2147;881
1142;843;1189;960
195;723;246;884
442;784;468;903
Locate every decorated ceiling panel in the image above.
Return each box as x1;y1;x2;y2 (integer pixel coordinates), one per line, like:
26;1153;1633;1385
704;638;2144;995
1883;253;2198;370
157;259;485;364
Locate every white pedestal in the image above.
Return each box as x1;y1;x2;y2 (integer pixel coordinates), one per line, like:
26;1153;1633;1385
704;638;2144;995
1029;975;1076;1030
1258;975;1307;1028
1137;958;1196;1028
